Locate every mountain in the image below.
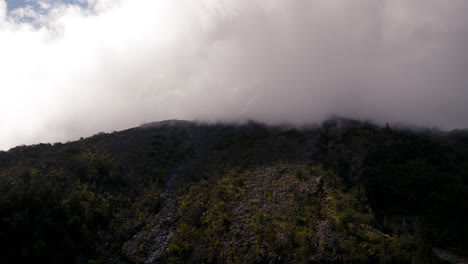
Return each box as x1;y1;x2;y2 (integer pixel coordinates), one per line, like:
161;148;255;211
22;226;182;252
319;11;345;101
0;118;467;263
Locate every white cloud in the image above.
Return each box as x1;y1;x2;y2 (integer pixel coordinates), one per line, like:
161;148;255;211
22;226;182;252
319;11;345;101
0;1;6;22
0;0;467;150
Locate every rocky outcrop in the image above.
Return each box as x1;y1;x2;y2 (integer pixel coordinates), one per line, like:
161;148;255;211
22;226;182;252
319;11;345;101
433;248;468;264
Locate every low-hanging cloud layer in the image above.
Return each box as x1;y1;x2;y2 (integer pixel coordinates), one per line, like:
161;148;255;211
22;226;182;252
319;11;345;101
1;0;467;150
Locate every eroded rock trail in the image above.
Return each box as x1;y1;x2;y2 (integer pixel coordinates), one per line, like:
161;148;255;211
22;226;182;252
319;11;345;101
143;160;195;263
121;159;197;263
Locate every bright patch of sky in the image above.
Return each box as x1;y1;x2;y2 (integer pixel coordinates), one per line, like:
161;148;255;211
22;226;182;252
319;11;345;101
6;0;88;11
3;0;92;25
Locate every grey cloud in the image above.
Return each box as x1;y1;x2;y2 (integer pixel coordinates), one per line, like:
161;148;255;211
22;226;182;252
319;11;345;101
0;0;467;150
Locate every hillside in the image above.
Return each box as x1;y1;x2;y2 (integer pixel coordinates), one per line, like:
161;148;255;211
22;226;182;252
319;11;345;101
0;119;467;263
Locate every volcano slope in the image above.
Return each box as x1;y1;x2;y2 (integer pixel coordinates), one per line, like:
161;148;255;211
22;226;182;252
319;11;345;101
0;118;467;263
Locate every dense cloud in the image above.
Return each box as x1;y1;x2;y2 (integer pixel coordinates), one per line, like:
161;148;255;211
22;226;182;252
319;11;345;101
1;0;467;150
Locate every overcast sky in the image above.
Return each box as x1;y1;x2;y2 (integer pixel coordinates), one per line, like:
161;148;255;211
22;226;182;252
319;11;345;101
1;0;467;150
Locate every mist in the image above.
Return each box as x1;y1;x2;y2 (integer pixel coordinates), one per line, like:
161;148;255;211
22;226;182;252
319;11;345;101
1;0;467;150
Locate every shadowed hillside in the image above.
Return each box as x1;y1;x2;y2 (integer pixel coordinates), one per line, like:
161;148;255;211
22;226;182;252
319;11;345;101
0;118;467;263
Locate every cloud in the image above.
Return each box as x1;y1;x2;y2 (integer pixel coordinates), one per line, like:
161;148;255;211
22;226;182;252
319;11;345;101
0;0;467;150
0;1;5;22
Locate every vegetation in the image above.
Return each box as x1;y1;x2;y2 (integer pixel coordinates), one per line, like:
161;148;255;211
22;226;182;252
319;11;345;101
0;118;466;263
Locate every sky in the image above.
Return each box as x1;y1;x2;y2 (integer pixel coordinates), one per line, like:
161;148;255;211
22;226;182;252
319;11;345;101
5;0;86;10
0;0;467;150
